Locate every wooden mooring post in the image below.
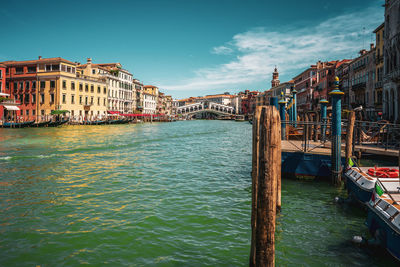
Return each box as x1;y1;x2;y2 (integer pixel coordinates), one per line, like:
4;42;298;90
250;106;281;267
345;111;355;170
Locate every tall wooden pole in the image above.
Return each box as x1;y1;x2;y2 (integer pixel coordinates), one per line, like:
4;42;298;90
250;106;262;266
345;111;355;170
250;106;281;267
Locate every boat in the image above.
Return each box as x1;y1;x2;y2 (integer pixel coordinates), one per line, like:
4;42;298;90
366;180;400;261
32;120;51;127
235;115;245;121
345;166;399;205
1;120;35;128
48;118;69;127
83;120;107;125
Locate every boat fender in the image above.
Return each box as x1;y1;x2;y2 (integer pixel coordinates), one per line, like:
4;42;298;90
367;168;399;178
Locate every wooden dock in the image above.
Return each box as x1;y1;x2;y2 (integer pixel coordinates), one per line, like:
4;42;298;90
282;140;398;158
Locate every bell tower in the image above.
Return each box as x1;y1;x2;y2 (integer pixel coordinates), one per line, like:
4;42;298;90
271;66;280;88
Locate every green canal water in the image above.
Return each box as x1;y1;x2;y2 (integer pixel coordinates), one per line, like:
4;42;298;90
0;120;398;266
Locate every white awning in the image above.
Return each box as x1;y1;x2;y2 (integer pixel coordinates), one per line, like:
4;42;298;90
3;105;20;111
0;92;10;97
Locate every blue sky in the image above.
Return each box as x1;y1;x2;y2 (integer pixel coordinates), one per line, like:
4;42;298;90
1;0;384;99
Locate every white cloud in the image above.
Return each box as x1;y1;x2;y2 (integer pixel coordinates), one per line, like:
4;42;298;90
211;45;234;55
161;3;382;93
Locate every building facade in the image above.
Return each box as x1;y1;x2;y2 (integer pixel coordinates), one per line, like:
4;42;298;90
349;46;376;119
374;23;385;115
383;0;400;122
143;85;158;114
292;67;317;112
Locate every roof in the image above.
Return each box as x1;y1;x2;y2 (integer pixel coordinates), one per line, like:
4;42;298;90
373;22;384;33
0;57;77;66
202;94;231;98
144;85;158;88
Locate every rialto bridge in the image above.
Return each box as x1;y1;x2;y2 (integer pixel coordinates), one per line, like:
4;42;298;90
176;101;235;116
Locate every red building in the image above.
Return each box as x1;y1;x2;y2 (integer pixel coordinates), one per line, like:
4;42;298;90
313;60;352;105
2;60;39;121
292;67;317;112
238;90;259;115
0;63;21;121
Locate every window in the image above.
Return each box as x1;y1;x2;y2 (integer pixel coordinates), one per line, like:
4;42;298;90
19;82;23;90
6;81;9;89
50;80;55;88
85;96;88;105
27;66;36;73
32;110;35;116
25;94;29;103
90;85;94;93
40;81;46;89
79;95;82;104
62;94;66;104
71;94;75;104
85;84;88;92
62;80;66;89
41;110;44;116
32;94;36;103
40;94;45;104
104;87;106;94
25;81;30;90
50;93;54;103
45;65;51;71
103;98;106;106
90;96;93;104
32;81;36;89
92;69;96;74
15;67;23;74
71;81;75;90
26;110;29;116
97;97;100;105
61;65;66;72
67;66;71;73
97;86;100;93
79;83;83;91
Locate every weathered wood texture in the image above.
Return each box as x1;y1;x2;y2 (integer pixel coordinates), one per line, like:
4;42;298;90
250;106;281;267
345;111;355;170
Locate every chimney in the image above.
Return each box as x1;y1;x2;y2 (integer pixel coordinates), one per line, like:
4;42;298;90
38;56;42;60
370;43;375;50
87;58;92;64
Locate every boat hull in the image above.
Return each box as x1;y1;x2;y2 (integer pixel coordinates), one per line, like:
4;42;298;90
366;201;400;261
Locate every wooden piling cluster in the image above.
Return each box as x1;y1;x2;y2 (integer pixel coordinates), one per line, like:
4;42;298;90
250;106;281;267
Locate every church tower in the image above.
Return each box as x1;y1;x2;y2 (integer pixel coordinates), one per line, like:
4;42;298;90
271;66;280;88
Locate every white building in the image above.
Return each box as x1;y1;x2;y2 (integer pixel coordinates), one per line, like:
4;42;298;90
143;92;157;114
80;60;134;114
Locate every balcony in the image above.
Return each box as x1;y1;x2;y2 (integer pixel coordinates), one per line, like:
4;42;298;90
351;82;366;91
385;67;400;82
374;81;383;89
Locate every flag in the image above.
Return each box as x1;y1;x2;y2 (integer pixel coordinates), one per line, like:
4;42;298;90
375;183;384;196
348;158;354;167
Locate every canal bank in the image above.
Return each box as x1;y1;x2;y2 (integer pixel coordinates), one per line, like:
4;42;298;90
0;121;398;266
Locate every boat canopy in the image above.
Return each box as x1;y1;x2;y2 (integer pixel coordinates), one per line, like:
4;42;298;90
51;110;70;115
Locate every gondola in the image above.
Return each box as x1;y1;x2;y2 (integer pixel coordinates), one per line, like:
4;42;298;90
32;121;51;127
48;118;69;127
1;120;35;128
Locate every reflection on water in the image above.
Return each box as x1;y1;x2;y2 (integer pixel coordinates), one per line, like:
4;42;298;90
0;121;398;266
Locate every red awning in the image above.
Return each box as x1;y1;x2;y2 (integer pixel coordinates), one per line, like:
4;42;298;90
107;111;120;115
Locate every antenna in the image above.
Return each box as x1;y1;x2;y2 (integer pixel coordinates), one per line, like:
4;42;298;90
362;27;366;49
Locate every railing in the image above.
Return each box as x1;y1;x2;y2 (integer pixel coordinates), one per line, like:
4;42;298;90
352;120;400;150
281;118;400;153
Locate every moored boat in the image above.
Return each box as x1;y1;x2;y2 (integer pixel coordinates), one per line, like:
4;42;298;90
366;182;400;261
32;120;51;127
48;118;69;127
345;166;399;204
1;120;35;128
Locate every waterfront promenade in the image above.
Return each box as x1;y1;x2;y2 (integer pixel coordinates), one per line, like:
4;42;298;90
0;121;398;266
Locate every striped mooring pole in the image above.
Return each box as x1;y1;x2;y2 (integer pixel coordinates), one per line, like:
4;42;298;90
320;99;329;142
278;96;287;140
292;88;297;127
329;77;344;185
270;97;279;111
